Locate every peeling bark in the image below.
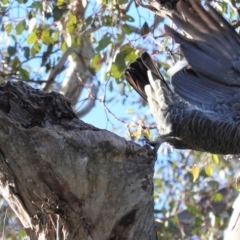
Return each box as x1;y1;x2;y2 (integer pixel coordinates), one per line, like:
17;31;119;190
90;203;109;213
0;81;156;239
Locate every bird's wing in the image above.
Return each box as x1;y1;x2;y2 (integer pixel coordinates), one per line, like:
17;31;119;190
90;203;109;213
172;67;240;110
165;0;240;110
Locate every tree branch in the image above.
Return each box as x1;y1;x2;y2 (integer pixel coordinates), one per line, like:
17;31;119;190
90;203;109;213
0;81;156;239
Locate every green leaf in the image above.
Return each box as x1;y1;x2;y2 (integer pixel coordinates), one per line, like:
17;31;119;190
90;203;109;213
125;15;135;22
120;43;138;61
16;20;26;35
103;16;113;26
112;51;127;76
109;63;122;79
186;204;201;216
122;24;131;34
8;46;16;56
191;165;200;182
118;0;128;4
30;1;42;9
61;41;67;52
18;229;27;237
12;57;20;69
27;32;37;44
17;0;28;3
56;0;65;6
41;30;54;44
52;30;59;41
85;16;93;26
126;109;133;114
142;128;151;140
67;24;74;33
95;37;112;52
212;154;219;165
19;68;30;80
66;12;77;33
72;35;80;47
33;42;41;52
2;0;8;5
42;36;54;44
125;50;138;62
5;23;12;33
154;178;163;188
23;47;30;59
207;180;219;189
91;53;102;71
53;8;63;21
211;193;223;202
130;125;142;140
205;164;213;176
116;34;124;43
30;42;41;56
41;29;50;37
30;46;36;56
68;12;77;24
100;0;107;4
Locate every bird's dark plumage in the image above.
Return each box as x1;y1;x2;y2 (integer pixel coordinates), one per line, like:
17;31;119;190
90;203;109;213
125;0;240;155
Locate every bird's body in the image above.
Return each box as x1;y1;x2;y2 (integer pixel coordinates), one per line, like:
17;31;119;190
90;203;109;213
125;0;240;154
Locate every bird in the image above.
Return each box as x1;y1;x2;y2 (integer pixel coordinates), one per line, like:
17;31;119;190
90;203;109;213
125;0;240;155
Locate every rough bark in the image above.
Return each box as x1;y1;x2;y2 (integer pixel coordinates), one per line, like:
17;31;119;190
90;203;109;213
0;81;156;239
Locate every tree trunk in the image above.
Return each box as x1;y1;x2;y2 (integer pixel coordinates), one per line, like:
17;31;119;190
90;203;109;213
44;0;98;118
0;81;156;239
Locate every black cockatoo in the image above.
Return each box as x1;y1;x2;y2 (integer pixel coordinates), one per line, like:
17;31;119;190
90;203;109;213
125;0;240;155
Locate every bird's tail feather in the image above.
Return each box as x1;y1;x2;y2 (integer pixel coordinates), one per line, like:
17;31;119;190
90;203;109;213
125;52;173;106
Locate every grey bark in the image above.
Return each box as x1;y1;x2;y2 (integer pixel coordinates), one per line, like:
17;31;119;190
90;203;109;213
0;81;156;240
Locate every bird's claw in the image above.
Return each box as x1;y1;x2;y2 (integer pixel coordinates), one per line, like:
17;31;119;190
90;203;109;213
144;137;163;160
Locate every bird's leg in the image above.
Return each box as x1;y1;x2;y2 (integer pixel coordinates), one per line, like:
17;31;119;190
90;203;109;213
145;135;166;160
